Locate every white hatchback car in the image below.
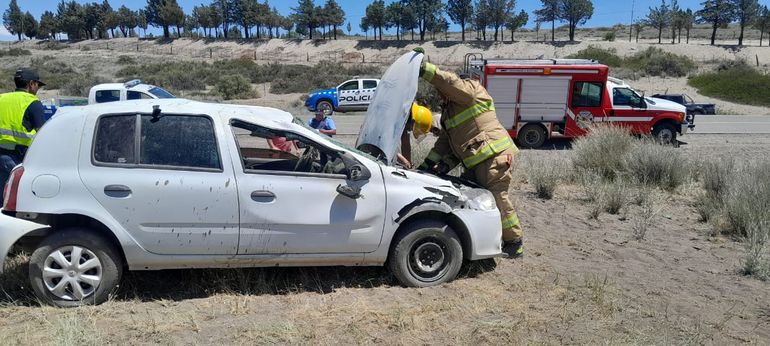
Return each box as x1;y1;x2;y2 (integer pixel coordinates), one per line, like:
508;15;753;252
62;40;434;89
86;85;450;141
1;52;503;307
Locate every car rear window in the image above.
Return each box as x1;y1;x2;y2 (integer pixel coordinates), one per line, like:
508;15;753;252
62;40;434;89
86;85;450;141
93;114;221;170
95;90;120;103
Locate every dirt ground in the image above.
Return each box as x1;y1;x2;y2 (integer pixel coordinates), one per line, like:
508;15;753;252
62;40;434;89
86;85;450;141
1;133;769;345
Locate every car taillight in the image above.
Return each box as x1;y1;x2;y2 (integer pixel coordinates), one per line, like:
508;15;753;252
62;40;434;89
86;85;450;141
2;166;24;212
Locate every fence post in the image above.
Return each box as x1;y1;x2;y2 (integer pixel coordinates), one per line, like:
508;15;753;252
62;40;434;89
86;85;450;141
757;54;760;67
254;50;257;60
361;53;365;63
307;52;309;62
170;46;173;55
210;48;212;59
137;43;139;52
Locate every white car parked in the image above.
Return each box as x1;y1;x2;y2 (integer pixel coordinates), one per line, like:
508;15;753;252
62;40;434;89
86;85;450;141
88;79;175;105
1;52;503;307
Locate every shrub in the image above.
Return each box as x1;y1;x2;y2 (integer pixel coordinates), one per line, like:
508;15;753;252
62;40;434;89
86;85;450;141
633;194;663;241
622;140;688;191
0;48;31;57
599;180;628;214
567;45;622;67
742;221;770;280
724;162;770;237
603;31;616;42
572;125;634;180
527;158;562;199
688;62;770;107
62;73;108;97
214;75;257;100
701;159;733;198
625;47;696;78
117;55;135;65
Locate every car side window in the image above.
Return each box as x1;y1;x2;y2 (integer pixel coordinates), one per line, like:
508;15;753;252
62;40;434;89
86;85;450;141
127;91;153;100
572;82;602;107
93;114;221;170
231;120;347;176
363;80;378;89
613;88;641;107
140;115;221;169
339;81;359;91
95;90;120;103
94;115;136;164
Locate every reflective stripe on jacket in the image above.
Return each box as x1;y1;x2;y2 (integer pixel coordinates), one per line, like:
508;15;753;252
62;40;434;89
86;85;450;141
0;91;38;147
422;63;518;169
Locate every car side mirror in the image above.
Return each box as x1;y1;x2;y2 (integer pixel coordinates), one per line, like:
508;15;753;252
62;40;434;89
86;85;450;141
340;152;371;181
336;184;362;199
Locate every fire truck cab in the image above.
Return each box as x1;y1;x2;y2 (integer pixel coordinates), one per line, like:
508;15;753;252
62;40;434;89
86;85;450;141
464;55;694;148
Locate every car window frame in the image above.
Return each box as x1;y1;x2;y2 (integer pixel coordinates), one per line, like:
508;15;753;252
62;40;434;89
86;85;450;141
338;80;359;91
362;80;378;89
94;89;121;103
612;87;643;107
229;118;348;180
571;81;603;108
91;112;224;173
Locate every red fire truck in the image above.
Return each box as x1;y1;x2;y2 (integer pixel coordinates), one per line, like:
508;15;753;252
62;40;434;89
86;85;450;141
464;54;695;148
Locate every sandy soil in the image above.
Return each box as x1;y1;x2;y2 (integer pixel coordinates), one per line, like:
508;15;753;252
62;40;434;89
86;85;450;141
1;134;769;345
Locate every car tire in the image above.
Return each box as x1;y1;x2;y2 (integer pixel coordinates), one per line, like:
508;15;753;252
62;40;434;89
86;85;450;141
29;228;123;307
652;122;677;144
388;220;463;287
517;124;547;149
316;100;333;115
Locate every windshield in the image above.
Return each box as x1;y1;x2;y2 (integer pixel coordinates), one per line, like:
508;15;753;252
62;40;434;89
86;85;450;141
292;116;379;162
148;87;175;99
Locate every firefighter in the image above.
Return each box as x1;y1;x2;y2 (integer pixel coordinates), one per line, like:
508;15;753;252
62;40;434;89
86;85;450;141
0;68;46;203
414;49;524;258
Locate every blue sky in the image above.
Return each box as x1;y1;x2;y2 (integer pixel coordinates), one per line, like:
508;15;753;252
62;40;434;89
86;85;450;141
0;0;744;40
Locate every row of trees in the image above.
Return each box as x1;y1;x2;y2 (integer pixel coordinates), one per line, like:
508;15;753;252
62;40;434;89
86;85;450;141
3;0;770;45
644;0;770;46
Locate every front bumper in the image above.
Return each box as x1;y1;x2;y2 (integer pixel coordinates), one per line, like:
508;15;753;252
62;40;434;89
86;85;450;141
0;212;47;273
680;114;696;135
452;209;503;260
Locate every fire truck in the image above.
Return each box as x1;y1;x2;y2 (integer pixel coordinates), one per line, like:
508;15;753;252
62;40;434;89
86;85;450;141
463;54;695;148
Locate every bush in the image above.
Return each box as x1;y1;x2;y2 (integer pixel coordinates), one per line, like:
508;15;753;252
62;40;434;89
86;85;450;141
567;46;623;67
117;55;135;65
743;221;770;280
625;47;696;78
0;48;31;57
622;140;688;191
724;162;770;237
688;61;770;107
62;73;108;97
603;31;616;42
599;180;628;214
527;158;562;199
214;75;257;100
572;125;634;180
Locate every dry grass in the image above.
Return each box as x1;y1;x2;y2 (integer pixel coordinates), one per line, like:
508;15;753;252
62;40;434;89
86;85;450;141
526;156;565;199
623;140;689;191
572;126;634;180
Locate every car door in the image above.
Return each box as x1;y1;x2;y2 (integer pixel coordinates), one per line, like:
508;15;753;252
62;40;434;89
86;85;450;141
610;87;650;131
336;80;361;110
79;113;240;255
567;81;605;137
228;119;386;255
360;80;378;107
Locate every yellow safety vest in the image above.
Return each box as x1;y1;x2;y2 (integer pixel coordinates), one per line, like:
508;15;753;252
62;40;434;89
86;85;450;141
0;91;38;147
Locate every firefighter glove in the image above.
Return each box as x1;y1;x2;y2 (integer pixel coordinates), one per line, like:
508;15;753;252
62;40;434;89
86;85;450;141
412;47;425;54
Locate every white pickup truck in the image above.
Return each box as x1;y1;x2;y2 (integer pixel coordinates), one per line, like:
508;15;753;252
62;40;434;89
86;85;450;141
88;80;175;104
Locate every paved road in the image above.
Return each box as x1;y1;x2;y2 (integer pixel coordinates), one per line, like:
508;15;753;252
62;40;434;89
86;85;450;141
327;114;770;136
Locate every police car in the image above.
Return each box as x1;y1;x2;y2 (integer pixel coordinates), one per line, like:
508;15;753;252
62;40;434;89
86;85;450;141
305;78;379;113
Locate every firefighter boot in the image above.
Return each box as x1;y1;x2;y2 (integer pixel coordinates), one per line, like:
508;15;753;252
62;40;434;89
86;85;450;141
502;238;523;259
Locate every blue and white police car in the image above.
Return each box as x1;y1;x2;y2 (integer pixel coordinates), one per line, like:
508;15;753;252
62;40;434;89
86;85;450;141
305;78;379;113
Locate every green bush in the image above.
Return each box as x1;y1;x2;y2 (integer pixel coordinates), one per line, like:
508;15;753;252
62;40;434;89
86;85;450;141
622;140;688;191
214;75;257;100
625;47;696;78
688;62;770;107
603;31;616;42
572;125;634;180
117;55;136;65
567;45;623;67
0;48;31;57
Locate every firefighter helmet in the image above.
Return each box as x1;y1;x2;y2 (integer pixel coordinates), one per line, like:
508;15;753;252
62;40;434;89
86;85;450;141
411;103;432;136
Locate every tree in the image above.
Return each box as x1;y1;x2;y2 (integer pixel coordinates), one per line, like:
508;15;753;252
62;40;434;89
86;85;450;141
360;16;370;39
632;21;645;42
233;0;257;38
57;1;86;40
534;0;559;42
669;0;681;43
95;0;115;39
116;6;138;38
683;9;695;43
386;2;405;40
506;9;528;42
363;0;386;40
292;0;318;39
447;0;474;41
38;11;58;40
145;0;185;38
559;0;593;42
323;0;345;40
213;0;235;39
754;5;770;46
22;11;37;39
733;0;760;46
137;9;149;37
473;0;490;40
646;0;669;44
487;0;515;41
346;21;351;35
3;0;23;41
697;0;737;46
428;15;449;40
407;0;443;41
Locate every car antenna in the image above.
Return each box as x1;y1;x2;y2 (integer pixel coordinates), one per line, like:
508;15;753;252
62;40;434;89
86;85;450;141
150;105;163;123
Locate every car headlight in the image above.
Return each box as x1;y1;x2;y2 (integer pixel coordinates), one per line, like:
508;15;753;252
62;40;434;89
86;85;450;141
462;188;497;211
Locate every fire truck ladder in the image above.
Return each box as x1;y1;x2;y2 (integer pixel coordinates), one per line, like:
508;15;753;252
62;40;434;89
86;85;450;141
464;53;601;74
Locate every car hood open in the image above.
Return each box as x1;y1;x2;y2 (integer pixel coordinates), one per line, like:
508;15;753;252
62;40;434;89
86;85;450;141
355;51;424;165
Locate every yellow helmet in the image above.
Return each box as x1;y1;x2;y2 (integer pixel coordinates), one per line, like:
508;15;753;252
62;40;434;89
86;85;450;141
411;103;432;136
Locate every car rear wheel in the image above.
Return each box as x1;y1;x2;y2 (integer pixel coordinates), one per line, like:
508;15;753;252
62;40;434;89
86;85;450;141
389;220;463;287
316;100;333;115
29;228;123;307
652;122;677;144
517;124;547;149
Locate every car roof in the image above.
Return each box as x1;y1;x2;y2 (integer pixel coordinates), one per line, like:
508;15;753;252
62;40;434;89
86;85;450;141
91;83;156;92
55;98;295;128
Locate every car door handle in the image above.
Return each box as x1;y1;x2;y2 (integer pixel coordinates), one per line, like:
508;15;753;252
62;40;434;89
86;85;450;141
251;190;276;202
104;184;131;198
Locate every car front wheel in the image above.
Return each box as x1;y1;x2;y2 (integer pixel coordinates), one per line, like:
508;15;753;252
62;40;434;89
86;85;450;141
389;220;463;287
652;122;677;144
29;228;123;307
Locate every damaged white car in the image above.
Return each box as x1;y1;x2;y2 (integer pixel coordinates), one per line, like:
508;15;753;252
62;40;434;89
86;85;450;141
1;52;503;307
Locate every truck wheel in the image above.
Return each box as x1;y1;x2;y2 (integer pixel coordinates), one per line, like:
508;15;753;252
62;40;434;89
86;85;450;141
316;100;333;115
389;220;463;288
29;228;123;307
652;122;677;144
517;124;547;149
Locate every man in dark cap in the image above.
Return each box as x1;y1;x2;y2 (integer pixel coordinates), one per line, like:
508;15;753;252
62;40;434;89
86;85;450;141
0;68;47;203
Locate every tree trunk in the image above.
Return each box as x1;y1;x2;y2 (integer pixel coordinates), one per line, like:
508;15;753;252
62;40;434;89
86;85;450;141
461;22;465;41
569;23;575;41
309;24;313;39
686;28;690;43
671;27;676;44
678;28;682;43
636;30;640;42
760;30;764;47
658;27;662;44
176;26;181;38
738;24;745;46
334;24;337;39
710;23;717;45
551;20;555;42
494;26;498;41
163;25;170;38
482;29;486;41
511;29;515;42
